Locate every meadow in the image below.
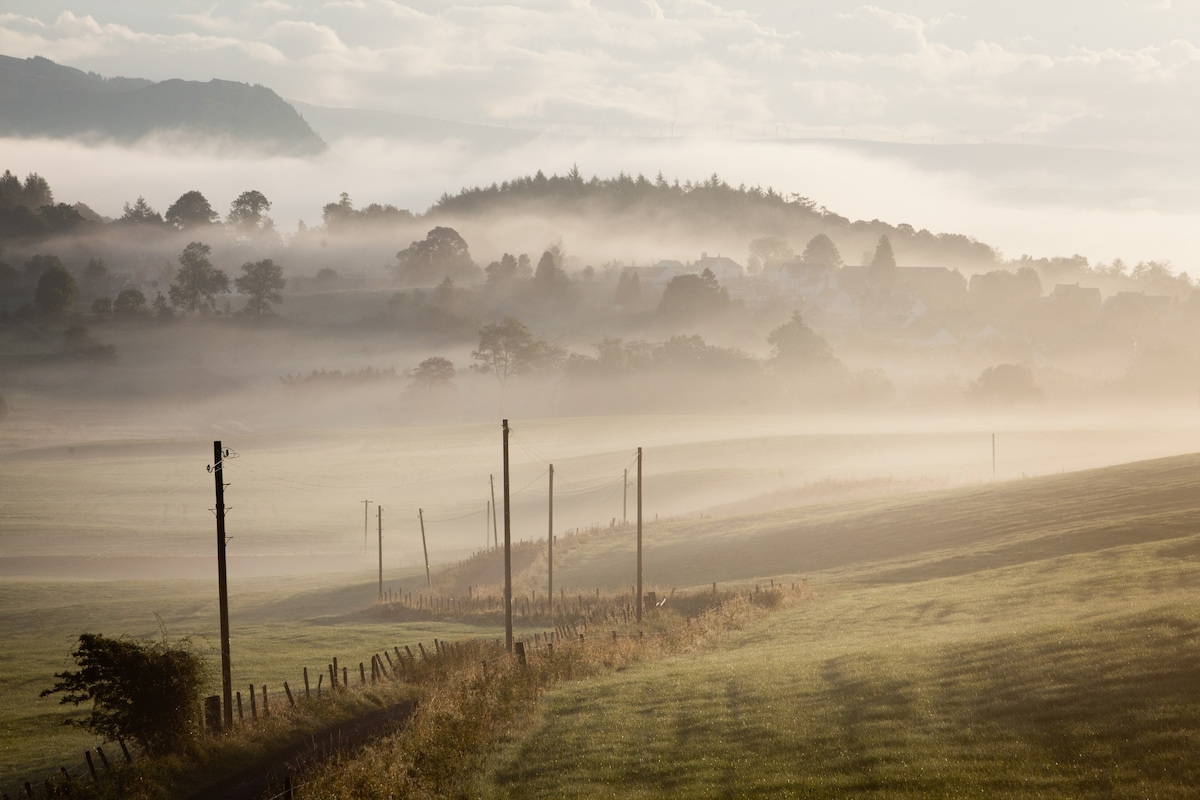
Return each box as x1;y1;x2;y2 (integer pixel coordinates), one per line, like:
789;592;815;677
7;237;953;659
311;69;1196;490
475;454;1200;798
3;415;1200;795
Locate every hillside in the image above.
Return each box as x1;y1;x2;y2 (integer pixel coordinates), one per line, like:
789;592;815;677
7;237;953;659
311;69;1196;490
441;451;1200;595
466;453;1200;798
0;55;326;156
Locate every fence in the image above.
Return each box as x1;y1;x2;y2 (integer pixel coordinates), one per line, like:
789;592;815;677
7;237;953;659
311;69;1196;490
6;579;809;799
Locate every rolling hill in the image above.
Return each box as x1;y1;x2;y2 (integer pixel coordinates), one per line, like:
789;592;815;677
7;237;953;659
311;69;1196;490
0;55;326;155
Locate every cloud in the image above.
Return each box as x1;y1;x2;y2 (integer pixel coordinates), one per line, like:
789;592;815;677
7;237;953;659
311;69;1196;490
2;1;1199;151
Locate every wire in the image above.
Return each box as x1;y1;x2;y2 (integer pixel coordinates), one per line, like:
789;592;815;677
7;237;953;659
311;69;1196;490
422;507;487;524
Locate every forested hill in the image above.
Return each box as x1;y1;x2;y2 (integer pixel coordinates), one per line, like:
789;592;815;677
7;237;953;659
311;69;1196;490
429;168;999;268
0;55;326;156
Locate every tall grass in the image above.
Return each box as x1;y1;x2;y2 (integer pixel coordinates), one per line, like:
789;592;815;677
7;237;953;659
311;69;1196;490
294;587;799;799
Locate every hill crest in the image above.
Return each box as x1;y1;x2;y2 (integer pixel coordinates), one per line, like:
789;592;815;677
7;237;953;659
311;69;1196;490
0;54;326;156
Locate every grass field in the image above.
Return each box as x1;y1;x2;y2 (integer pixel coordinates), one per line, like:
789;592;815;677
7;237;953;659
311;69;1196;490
0;567;503;792
4;415;1200;795
471;454;1200;798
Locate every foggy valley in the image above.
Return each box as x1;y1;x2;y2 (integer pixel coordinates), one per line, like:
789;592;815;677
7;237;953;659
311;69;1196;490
3;3;1200;797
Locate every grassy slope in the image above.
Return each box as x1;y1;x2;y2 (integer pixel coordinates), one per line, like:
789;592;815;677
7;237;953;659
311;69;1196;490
479;454;1200;798
0;569;502;792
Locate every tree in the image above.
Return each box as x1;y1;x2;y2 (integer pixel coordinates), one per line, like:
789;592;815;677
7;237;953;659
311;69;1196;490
657;268;729;322
120;196;163;225
227;190;273;233
410;356;456;391
868;235;897;284
33;258;77;316
91;296;112;316
748;236;794;275
615;271;641;305
40;633;206;756
152;292;174;320
396;226;478;284
798;234;842;268
234;258;285;315
168;242;229;313
39;203;87;236
767;311;839;370
534;245;566;284
485;253;520;284
20;173;53;208
165;191;219;230
471;316;564;383
113;289;148;317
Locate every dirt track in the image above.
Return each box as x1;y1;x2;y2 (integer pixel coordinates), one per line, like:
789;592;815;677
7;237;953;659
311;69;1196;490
186;700;415;800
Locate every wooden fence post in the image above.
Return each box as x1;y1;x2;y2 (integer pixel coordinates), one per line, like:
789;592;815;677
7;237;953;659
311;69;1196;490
95;747;110;772
84;751;98;782
204;695;222;735
236;691;244;722
317;673;323;699
249;684;258;721
284;681;295;708
117;739;132;764
514;641;527;667
332;657;339;688
303;667;310;701
262;685;269;718
342;666;348;686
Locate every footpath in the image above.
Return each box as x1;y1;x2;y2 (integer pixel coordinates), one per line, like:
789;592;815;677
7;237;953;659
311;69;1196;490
187;700;415;800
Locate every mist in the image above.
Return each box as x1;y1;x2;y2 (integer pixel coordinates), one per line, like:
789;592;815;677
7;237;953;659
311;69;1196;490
4;132;1199;269
4;123;1200;583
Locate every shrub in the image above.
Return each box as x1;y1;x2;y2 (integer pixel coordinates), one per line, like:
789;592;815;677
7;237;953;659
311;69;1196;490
41;633;207;756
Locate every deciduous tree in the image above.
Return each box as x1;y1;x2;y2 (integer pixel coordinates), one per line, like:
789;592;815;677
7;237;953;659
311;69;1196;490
165;191;219;231
657;268;729;322
113;289;148;317
40;633;206;756
410;356;456;391
227;190;273;233
33;257;77;316
471;316;563;383
767;311;839;371
396;227;478;284
168;242;228;313
234;258;285;315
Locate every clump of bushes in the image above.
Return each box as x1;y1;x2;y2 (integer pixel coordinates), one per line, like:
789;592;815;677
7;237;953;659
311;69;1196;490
41;633;207;756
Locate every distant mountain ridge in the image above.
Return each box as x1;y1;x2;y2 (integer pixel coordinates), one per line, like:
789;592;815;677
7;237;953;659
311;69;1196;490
0;55;326;156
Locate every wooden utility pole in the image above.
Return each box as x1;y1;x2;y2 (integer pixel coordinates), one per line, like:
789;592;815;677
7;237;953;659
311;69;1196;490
623;468;628;524
636;446;643;624
362;499;371;552
490;474;498;550
548;464;554;617
213;441;233;730
419;508;431;589
377;506;383;602
503;420;513;652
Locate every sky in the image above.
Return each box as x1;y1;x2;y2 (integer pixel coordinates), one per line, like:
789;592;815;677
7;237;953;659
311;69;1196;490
1;1;1199;266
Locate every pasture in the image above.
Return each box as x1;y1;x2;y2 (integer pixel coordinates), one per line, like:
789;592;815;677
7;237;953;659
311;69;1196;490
3;414;1200;793
479;454;1200;798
